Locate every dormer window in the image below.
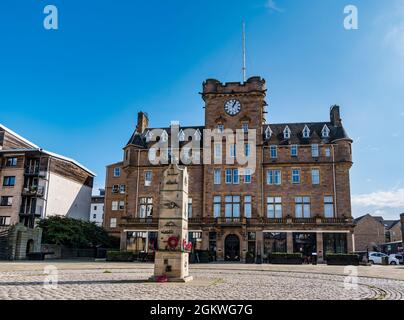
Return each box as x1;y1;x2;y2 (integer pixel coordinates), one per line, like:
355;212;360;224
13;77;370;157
302;125;310;138
194;129;201;141
265;126;272;140
283;126;291;140
161;130;168;142
321;125;330;138
178;130;186;142
145;130;153;143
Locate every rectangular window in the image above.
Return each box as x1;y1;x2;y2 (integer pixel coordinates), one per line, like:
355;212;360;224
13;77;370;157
267;197;282;218
214;169;221;185
0;216;11;226
110;218;117;228
111;201;118;211
188;198;193;218
112;185;119;193
325;147;331;157
311;144;319;158
93;206;97;211
119;201;125;210
244;143;251;156
233;169;239;184
244;168;251;184
267;170;281;185
6;157;17;167
0;196;13;207
3;176;16;187
323;233;347;254
324;196;334;218
264;232;287;254
145;171;152;186
217;124;224;133
295;197;311;218
230;144;236;158
119;184;126;194
242;123;249;133
292;169;300;184
291;145;298;157
113;167;121;177
311;169;320;185
149;148;156;161
93;214;97;219
270;145;277;159
225;196;241;218
139;197;153;218
225;169;232;184
214;143;222;160
213;196;221;218
244;196;252;218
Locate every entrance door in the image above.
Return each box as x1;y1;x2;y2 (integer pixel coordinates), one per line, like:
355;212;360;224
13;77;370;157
293;233;317;263
225;234;240;261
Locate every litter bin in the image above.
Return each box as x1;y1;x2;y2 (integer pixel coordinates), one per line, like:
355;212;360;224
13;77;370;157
312;252;317;265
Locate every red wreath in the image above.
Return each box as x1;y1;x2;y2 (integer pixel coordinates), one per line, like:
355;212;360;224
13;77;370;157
167;236;179;249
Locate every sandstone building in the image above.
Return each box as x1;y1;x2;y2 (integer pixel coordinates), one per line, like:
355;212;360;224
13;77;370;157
354;214;403;252
104;77;354;262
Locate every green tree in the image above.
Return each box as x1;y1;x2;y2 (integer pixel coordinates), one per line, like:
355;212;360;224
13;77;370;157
38;216;119;248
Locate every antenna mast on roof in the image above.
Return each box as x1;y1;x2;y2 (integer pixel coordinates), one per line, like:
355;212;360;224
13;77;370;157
242;20;247;82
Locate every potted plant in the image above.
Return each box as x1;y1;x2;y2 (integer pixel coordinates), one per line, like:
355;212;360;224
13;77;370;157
245;251;255;264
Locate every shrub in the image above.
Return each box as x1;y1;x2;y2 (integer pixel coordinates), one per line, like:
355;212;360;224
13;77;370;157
269;253;303;265
38;216;119;249
106;251;134;262
326;254;359;266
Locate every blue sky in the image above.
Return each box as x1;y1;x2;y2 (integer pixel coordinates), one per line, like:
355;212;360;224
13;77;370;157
1;0;404;219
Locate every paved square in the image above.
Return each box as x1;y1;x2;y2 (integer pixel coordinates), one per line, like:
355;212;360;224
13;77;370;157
0;261;403;300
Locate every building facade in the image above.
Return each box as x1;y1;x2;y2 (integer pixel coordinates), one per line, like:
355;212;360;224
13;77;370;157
0;124;95;229
354;214;403;252
90;189;105;226
104;77;354;262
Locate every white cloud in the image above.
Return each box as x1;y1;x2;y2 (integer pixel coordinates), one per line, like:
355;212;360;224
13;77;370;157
352;188;404;219
352;188;404;208
265;0;284;13
385;25;404;56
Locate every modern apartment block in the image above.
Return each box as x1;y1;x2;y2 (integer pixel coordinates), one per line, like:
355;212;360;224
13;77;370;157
90;189;105;226
0;124;95;230
104;77;354;262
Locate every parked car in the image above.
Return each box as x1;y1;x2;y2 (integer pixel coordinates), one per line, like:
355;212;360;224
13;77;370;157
368;252;401;265
388;254;403;265
368;252;388;265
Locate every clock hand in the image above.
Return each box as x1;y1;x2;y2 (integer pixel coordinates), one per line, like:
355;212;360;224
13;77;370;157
232;101;236;109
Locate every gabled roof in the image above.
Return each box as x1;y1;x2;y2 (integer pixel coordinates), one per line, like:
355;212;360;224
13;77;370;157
354;214;400;230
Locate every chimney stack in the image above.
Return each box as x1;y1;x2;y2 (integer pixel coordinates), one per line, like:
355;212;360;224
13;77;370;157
330;105;342;127
136;112;149;133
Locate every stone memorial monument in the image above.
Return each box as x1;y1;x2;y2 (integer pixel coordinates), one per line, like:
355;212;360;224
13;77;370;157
150;164;193;282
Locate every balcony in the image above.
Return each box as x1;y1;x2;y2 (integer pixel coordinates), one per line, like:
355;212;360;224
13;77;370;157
22;186;45;197
24;167;47;177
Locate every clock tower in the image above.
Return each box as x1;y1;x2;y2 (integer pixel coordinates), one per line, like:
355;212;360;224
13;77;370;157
201;77;267;136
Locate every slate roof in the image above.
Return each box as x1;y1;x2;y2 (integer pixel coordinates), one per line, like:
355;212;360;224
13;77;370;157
263;122;351;145
354;214;400;230
126;122;351;148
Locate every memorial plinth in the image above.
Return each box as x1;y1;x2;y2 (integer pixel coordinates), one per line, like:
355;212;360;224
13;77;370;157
150;164;193;282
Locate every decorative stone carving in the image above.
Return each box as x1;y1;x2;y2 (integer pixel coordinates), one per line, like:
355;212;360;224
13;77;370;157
150;164;193;282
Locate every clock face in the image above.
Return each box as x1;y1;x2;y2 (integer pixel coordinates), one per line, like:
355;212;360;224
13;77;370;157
224;99;241;116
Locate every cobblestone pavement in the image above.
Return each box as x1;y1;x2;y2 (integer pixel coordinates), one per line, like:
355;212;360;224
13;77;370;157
0;262;403;300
